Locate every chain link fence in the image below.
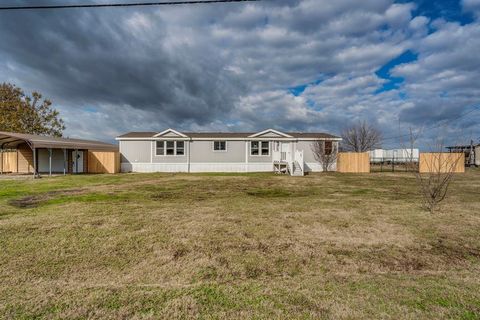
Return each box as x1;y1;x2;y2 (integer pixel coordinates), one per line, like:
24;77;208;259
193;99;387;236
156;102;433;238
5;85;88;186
370;157;419;172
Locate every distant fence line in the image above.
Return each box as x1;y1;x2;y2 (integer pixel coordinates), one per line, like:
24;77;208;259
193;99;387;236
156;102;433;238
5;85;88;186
370;157;419;164
337;152;465;174
370;157;418;172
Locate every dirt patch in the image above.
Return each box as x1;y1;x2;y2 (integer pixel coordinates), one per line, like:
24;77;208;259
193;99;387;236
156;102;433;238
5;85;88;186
8;189;85;208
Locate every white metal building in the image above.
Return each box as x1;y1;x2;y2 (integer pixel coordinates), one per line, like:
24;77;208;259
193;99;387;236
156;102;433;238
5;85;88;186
369;148;419;163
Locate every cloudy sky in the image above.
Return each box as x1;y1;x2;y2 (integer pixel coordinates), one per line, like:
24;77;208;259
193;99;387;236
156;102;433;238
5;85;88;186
1;0;480;147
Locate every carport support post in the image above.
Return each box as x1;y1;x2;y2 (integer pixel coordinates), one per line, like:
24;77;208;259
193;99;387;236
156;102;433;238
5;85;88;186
63;149;66;175
48;148;52;176
32;148;37;178
75;149;78;174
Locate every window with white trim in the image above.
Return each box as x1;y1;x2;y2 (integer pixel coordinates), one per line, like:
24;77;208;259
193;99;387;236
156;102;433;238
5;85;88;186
155;141;185;156
261;141;269;155
166;141;175;155
251;141;269;156
156;141;164;156
176;141;185;155
213;141;227;152
251;141;259;155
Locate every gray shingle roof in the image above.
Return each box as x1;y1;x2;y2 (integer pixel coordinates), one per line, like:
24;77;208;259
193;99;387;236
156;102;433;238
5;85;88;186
117;131;340;139
116;132;157;138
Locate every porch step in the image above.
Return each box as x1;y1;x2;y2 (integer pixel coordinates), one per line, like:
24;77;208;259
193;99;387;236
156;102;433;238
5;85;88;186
273;159;304;176
291;161;304;176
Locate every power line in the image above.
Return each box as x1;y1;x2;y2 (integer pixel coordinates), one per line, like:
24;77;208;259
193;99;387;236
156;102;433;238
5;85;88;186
0;0;261;11
382;104;480;141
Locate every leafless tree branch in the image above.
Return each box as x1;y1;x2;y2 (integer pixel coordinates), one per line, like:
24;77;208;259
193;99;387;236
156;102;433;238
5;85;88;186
341;121;382;152
311;140;338;172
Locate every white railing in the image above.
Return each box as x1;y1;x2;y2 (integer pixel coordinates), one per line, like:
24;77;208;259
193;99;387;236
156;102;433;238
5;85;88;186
294;150;304;175
272;151;288;162
273;149;304;176
272;151;280;162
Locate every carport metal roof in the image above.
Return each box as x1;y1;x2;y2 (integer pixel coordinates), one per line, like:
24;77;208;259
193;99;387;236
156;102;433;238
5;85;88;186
0;131;118;151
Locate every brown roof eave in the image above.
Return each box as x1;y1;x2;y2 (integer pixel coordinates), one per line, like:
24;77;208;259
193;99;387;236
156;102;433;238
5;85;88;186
31;142;118;151
0;131;118;151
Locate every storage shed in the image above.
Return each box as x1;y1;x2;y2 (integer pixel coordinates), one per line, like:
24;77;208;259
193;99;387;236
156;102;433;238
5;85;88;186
0;132;119;175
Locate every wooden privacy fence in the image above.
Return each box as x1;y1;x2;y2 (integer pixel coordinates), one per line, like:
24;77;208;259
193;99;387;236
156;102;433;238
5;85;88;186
87;151;120;174
0;145;35;174
0;151;18;173
337;152;370;173
419;153;465;173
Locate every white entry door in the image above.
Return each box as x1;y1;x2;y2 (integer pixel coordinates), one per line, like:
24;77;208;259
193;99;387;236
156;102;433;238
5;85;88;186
72;151;84;173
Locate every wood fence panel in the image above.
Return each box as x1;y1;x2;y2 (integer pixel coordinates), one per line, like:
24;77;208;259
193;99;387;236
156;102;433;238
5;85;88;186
1;152;18;173
87;151;120;174
419;153;464;173
17;144;34;173
337;152;370;173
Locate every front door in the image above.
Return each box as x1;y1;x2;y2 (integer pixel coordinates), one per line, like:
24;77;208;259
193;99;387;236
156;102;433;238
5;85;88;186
72;151;84;173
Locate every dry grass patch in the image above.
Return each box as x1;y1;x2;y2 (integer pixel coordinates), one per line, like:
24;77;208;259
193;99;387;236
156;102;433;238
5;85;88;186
0;170;479;319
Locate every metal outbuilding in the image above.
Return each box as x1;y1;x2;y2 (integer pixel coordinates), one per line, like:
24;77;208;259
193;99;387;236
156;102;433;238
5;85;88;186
0;131;119;176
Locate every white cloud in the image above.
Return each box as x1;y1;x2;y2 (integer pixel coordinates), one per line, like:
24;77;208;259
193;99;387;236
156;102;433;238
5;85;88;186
462;0;480;17
0;0;479;148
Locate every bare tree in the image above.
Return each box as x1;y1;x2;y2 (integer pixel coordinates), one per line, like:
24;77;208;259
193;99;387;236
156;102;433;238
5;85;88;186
404;130;463;213
341;121;382;152
311;140;338;172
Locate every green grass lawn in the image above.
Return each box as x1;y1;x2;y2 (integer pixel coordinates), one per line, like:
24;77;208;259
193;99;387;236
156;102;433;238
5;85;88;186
1;170;480;319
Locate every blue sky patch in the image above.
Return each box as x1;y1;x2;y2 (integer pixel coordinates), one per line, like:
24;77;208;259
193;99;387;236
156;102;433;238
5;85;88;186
401;0;474;25
288;79;323;96
84;106;98;113
375;50;418;93
289;84;308;96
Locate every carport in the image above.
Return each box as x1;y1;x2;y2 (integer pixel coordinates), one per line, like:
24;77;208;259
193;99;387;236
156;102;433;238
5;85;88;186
0;132;119;176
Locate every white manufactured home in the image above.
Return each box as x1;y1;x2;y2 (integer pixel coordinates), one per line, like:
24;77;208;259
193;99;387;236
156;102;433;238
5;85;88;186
116;129;341;176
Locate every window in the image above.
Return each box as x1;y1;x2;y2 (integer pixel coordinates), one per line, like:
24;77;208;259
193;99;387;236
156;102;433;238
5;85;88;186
261;141;269;155
213;141;227;152
251;141;269;156
176;141;185;155
155;141;185;156
166;141;175;155
324;141;333;155
251;141;259;155
156;141;164;156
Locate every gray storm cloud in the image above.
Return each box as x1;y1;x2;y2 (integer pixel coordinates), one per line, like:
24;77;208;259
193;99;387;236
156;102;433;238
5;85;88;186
0;0;479;147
